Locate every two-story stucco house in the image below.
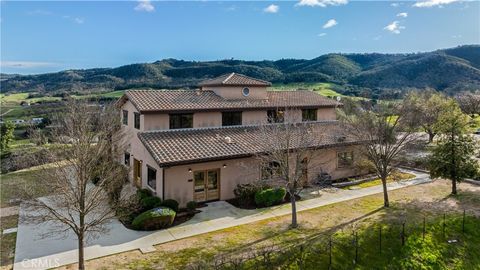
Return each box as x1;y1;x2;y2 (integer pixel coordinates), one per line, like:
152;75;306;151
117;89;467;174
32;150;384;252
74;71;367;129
117;73;364;207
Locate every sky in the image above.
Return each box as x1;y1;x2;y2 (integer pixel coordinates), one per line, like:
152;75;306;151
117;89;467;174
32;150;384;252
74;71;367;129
1;0;479;74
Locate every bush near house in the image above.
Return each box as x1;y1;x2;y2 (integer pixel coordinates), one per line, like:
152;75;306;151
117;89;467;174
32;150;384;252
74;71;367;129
137;188;153;200
140;196;162;211
161;199;179;212
233;183;266;208
254;188;287;207
186;201;197;213
131;207;176;231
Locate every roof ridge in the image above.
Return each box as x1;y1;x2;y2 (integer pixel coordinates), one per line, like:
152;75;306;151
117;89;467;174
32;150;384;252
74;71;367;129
223;73;235;84
139;120;338;134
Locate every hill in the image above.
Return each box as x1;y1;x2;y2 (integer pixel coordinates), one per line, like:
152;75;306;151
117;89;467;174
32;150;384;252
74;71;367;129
1;45;479;97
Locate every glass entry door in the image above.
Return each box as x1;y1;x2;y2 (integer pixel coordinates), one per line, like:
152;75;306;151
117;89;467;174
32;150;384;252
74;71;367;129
193;169;220;202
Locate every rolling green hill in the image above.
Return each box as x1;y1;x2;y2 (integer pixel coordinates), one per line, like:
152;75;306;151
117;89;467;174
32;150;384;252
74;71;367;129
1;45;479;97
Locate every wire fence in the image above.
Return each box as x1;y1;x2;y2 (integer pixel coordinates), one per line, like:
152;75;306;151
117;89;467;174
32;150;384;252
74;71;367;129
187;209;479;270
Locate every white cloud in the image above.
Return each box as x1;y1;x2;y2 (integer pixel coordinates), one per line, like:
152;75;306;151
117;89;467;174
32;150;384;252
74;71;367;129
74;17;85;24
413;0;459;8
135;0;155;12
397;12;408;17
296;0;348;8
318;33;327;37
384;21;405;34
391;3;400;7
323;19;338;29
264;4;279;13
0;61;57;68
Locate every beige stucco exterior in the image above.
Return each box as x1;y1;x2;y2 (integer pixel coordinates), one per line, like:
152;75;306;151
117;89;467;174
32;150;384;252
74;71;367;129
201;86;267;100
317;108;336;121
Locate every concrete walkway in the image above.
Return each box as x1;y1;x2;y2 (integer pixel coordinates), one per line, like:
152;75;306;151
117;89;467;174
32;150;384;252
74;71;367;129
14;170;431;270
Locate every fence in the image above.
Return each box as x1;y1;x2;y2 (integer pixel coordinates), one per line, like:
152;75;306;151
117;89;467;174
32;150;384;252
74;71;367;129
187;209;479;270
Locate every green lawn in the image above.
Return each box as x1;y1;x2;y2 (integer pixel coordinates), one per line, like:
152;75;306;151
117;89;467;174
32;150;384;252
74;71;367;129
342;171;416;190
0;168;53;208
78;180;480;270
270;82;366;101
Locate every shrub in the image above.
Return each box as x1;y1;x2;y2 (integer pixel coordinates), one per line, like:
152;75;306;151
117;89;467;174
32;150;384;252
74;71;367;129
131;207;176;230
233;183;266;207
254;188;287;207
162;199;179;212
186;201;197;213
140;196;162;211
137;188;152;200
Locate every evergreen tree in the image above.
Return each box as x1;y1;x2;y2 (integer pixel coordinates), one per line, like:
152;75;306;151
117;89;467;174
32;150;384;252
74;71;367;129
0;121;15;152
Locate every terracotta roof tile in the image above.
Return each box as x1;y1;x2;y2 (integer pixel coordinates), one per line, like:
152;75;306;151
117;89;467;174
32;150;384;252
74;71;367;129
123;90;340;112
199;73;271;87
138;121;361;167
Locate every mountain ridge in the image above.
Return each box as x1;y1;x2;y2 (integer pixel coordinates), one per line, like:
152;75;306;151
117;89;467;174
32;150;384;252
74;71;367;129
1;45;479;97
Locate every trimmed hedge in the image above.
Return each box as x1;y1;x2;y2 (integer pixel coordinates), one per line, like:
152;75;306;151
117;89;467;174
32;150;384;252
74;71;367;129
233;183;265;207
131;207;176;230
162;199;179;212
254;188;287;207
140;196;162;211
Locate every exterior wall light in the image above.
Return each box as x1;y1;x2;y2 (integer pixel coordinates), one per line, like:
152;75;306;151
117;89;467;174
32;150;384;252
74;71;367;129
188;168;192;173
223;164;227;168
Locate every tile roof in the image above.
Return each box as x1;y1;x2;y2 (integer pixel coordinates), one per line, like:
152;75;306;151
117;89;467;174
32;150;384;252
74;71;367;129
199;73;272;87
138;121;362;167
122;90;341;112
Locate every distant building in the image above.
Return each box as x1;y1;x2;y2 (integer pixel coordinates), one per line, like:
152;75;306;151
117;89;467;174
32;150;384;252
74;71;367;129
13;119;25;124
20;101;30;107
31;117;44;124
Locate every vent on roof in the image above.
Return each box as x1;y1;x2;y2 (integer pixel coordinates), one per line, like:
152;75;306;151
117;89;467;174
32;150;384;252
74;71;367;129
336;136;346;142
224;136;233;144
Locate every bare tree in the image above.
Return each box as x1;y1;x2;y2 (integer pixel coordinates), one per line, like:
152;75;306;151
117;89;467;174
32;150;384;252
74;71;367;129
20;99;130;270
455;91;480;118
339;103;417;207
256;110;332;228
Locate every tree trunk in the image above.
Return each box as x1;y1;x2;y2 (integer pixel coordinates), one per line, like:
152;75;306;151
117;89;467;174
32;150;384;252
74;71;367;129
381;177;389;207
428;132;435;143
451;179;457;195
78;232;84;270
290;192;298;228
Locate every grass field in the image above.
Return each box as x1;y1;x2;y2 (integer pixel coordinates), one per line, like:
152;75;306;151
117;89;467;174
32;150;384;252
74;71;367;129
57;180;480;270
270;82;366;101
342;171;416;190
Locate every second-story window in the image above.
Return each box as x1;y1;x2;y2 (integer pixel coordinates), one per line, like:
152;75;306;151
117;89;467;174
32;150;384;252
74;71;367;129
222;111;242;126
122;110;128;125
267;109;284;123
170;113;193;129
302;109;317;122
134;112;140;129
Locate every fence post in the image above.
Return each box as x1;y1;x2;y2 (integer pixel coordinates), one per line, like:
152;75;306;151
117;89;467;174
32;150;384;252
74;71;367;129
355;231;358;265
423;216;426;240
401;223;405;246
443;213;446;239
462;209;466;234
329;236;332;270
379;226;382;254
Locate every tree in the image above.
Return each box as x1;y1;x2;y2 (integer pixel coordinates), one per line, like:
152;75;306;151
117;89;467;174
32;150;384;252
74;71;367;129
0;121;15;152
428;101;479;195
256;112;329;228
403;90;451;143
20;99;130;270
455;92;480;118
339;103;417;207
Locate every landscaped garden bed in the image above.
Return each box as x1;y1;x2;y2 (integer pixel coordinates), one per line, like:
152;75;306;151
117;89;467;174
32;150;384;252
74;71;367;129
227;183;297;209
118;188;201;231
339;170;416;190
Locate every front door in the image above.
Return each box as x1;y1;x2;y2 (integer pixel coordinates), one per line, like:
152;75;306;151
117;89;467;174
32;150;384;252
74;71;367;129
193;169;220;202
133;158;142;188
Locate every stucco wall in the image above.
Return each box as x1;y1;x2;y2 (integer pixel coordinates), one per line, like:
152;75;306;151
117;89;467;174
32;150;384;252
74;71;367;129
194;112;222;128
202;86;267;100
317;108;336;121
144;113;169;131
242;110;267;125
163;145;363;207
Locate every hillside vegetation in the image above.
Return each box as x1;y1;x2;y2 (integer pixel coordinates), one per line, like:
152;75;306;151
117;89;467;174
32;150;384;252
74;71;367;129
1;45;479;97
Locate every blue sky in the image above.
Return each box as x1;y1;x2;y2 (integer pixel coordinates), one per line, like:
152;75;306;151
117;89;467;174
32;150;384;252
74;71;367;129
1;0;479;74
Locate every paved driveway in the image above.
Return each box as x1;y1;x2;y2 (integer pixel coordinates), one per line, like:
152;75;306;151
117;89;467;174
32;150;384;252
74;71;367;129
14;169;431;270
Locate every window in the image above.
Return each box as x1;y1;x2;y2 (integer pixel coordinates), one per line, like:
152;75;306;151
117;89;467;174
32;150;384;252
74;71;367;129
134;112;140;129
242;87;250;97
302;109;317;122
122;110;128;125
124;152;130;166
147;166;157;190
261;161;281;179
337;151;354;168
222;111;242;126
267;109;285;123
169;113;193;129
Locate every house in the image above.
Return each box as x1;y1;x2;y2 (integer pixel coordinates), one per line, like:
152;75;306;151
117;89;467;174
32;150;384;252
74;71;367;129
13;119;25;124
31;117;44;124
117;73;364;207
